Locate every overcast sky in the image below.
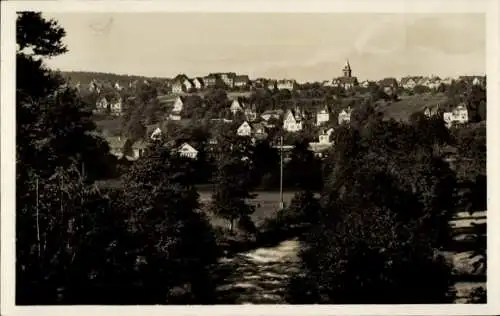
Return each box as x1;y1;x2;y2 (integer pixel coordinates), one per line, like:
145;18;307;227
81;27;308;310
43;12;486;82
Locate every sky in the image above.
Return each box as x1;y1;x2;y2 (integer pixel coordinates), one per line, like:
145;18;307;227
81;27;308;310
43;12;486;83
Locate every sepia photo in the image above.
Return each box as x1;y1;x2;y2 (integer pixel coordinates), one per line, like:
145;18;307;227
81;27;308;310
1;0;498;315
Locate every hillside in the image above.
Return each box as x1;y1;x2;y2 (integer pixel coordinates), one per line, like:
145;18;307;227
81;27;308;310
377;93;449;121
60;71;168;85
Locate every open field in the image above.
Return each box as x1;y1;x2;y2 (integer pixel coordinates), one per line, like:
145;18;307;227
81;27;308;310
377;92;448;121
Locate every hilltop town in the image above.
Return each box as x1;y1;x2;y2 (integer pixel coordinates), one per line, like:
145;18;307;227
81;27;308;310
62;60;486;161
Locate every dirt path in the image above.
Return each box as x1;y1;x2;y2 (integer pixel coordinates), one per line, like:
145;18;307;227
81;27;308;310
214;239;301;304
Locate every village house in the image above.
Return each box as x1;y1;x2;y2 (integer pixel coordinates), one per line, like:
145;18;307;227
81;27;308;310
332;60;359;90
230;99;244;114
400;76;423;90
316;105;331;126
261;109;282;123
360;80;372;88
322;80;334;87
277;79;297;91
422;76;442;90
192;77;204;90
338;106;353;125
252;122;268;140
283;108;304;132
423;105;441;118
94;96;108;114
220;72;236;88
169;96;185;121
203;74;220;88
237;121;252;137
183;78;194;91
114;81;123;91
443;104;469;128
88;79;101;93
109;96;123;116
378;78;399;95
234;75;250;88
318;128;335;144
171;74;190;93
244;104;258;122
177;143;198;159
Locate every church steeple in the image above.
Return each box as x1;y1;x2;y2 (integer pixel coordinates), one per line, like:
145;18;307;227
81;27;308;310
343;59;352;77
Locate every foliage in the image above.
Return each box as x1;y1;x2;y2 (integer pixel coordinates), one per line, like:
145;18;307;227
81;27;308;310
289;119;458;304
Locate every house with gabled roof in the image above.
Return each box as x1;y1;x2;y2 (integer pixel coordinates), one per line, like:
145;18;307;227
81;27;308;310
244;104;258;122
252;122;268;140
94;96;109;114
192;77;204;90
177;143;198;159
169;96;186;121
230;99;244;114
338;106;353;125
109;95;123;116
237;121;252;137
316;105;331;126
220;72;236;88
283;109;304;132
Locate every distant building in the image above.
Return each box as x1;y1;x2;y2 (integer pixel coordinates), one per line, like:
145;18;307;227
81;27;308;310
423;105;440;118
237;121;252;137
230;99;244;114
177;143;198;159
94;96;108;114
332;60;359;90
378;78;398;95
338;106;352;125
318;128;335;144
316;105;331;126
109;96;123;116
192;77;204;90
150;127;162;140
443;104;469;128
252;122;268;140
169;96;185;120
283;108;304;132
277;79;297;91
203;74;220;88
234;75;250;88
261;110;282;122
220;72;236;88
267;80;277;90
244;104;258;122
171;74;190;93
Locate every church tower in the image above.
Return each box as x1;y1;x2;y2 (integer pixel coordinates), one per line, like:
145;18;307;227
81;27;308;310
342;59;352;78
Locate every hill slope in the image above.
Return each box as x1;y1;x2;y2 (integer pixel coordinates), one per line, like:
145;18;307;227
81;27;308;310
377;93;449;121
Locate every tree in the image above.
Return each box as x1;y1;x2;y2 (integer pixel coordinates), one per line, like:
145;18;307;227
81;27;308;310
289;119;457;304
284;140;322;191
16;11;122;304
209;131;256;234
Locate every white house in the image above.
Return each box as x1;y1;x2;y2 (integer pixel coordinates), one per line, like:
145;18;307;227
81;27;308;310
318;128;335;144
316;106;330;126
230;99;243;114
171;81;184;94
150;127;162;140
237;121;252;137
177;143;198;159
277;79;297;91
244;105;257;122
169;96;184;121
443;104;469;128
183;78;194;91
114;82;123;91
95;97;108;113
109;97;123;116
192;78;204;90
338;107;352;125
283;109;303;132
